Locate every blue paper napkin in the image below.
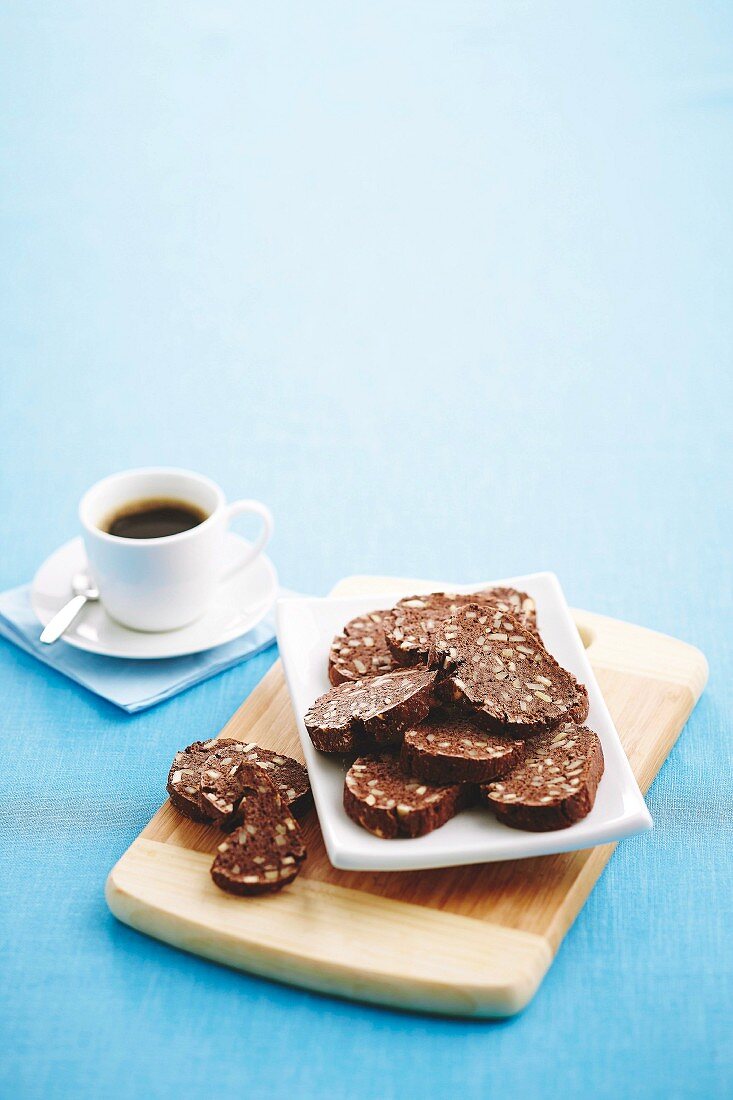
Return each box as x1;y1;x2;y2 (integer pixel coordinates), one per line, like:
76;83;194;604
0;583;281;713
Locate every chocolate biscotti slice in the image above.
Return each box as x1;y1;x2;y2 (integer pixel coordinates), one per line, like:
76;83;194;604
430;604;588;737
305;666;437;752
400;712;525;784
328;609;400;685
482;723;604;831
199;742;310;828
167;738;229;822
210;765;307;895
168;739;310;825
343;754;476;838
483;587;538;629
231;743;311;816
384;588;537;667
199;741;260;827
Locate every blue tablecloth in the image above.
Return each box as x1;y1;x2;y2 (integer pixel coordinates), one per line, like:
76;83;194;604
1;3;730;1097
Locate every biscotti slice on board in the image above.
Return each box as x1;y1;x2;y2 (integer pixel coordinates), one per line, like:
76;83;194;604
384;588;537;667
305;666;437;752
481;723;605;831
199;742;310;828
343;754;476;839
229;743;311;816
210;765;307;895
168;740;310;825
166;738;231;822
430;604;588;737
199;741;262;827
328;609;400;685
400;712;525;785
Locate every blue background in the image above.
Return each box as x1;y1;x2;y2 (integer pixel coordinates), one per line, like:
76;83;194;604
1;2;731;1097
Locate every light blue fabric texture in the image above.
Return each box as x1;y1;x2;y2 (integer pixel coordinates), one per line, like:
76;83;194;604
1;2;731;1098
0;584;277;711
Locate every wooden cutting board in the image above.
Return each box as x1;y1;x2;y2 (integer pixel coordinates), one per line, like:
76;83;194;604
106;575;708;1017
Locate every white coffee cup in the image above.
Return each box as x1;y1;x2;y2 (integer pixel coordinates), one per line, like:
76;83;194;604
79;467;273;632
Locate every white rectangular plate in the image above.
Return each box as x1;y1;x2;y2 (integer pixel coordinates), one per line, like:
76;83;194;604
276;573;652;871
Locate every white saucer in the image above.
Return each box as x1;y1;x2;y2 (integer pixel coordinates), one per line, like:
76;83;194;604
31;535;278;659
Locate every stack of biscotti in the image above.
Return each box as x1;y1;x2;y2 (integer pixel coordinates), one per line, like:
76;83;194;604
166;739;310;895
306;588;604;838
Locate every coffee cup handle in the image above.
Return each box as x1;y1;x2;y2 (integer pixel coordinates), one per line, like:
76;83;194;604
220;500;274;580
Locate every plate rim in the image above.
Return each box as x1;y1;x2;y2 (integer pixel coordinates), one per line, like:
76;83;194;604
30;535;278;660
277;571;653;872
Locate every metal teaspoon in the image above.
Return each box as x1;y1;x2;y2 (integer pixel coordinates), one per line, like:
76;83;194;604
40;572;100;644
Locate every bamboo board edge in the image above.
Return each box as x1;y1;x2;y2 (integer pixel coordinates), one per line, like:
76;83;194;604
107;838;552;1018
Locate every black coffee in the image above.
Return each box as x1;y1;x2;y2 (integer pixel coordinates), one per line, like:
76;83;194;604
105;499;208;539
